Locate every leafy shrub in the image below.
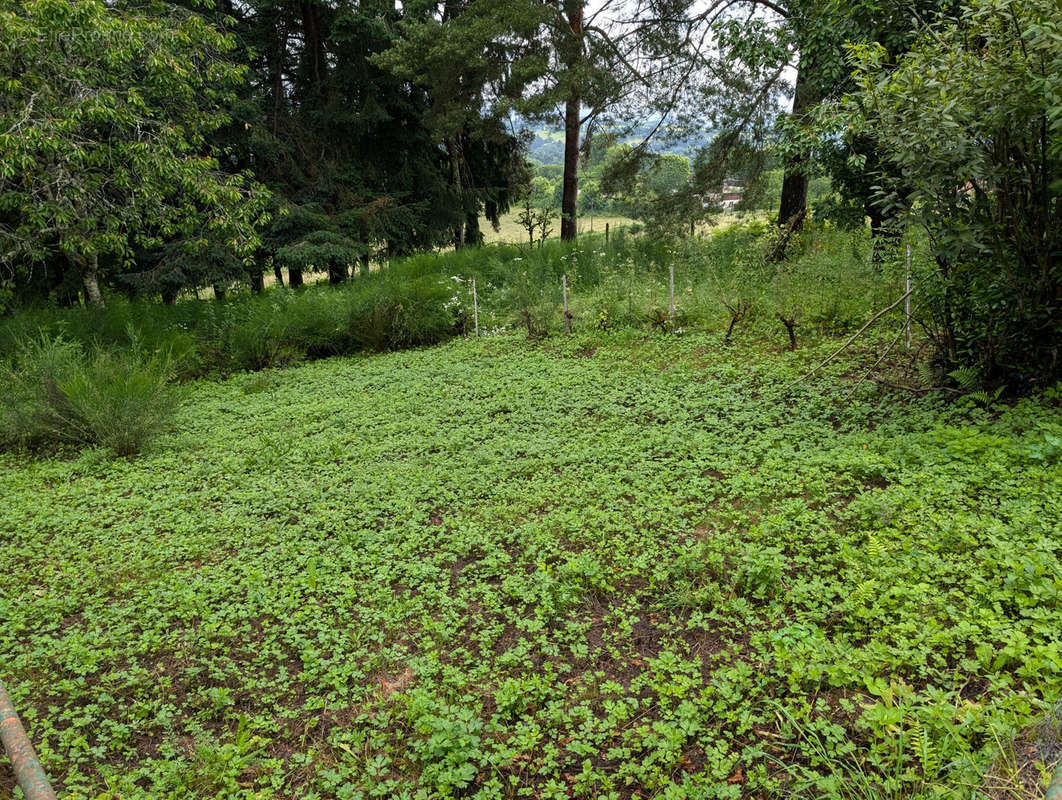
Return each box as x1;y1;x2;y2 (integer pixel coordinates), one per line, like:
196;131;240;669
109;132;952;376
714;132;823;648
847;0;1062;390
0;333;179;455
346;269;458;351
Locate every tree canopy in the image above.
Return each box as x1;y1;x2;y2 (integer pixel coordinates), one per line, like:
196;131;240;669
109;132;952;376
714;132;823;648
0;0;268;305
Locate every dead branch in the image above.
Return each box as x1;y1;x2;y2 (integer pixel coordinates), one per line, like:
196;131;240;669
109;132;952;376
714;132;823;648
777;313;799;350
783;288;914;392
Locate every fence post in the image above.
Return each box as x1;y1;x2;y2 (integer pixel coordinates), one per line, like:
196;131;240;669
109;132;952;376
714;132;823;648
905;244;911;349
562;274;572;335
668;263;676;320
472;278;479;337
605;223;610;245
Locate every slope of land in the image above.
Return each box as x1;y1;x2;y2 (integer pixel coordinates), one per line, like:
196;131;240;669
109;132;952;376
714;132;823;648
2;332;1061;799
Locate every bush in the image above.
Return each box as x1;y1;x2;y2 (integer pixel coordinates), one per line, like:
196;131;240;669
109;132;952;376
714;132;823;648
0;334;179;456
847;0;1062;391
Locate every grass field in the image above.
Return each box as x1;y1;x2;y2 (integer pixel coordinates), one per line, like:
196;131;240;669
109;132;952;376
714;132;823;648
3;330;1062;799
480;210;768;246
482;212;638;244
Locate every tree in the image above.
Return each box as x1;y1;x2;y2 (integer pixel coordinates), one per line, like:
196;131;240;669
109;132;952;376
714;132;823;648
374;0;529;248
847;0;1062;389
666;0;944;244
703;0;850;232
276;230;363;285
387;0;698;241
643;154;691;197
0;0;268;306
600;145;698;233
516;185;557;246
188;0;489;273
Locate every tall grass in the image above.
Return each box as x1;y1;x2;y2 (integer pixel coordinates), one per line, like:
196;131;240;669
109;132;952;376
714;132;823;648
0;223;892;385
0;333;179;455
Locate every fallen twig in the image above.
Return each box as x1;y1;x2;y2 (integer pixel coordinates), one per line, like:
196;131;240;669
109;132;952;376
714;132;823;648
783;288;913;393
870;378;964;396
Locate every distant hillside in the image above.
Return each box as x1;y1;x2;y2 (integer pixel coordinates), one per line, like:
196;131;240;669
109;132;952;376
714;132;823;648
524;122;713;165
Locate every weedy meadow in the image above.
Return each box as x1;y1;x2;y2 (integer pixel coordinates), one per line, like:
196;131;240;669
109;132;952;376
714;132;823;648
1;224;1061;799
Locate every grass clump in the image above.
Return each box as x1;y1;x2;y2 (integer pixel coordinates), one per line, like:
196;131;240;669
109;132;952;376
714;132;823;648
0;333;179;455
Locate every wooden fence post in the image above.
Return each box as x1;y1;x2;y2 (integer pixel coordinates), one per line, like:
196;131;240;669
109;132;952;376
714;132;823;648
668;263;676;320
472;278;479;337
562;274;572;335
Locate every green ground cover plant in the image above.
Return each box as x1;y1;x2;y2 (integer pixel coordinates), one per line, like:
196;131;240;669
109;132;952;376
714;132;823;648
2;330;1060;798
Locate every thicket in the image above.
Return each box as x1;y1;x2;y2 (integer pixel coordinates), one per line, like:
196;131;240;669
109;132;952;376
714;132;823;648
846;0;1062;391
0;224;897;453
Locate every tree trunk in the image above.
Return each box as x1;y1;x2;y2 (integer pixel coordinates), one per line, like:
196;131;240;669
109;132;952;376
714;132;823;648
273;262;285;287
213;283;228;302
360;252;370;274
300;1;327;86
79;253;104;308
271;18;288;138
777;167;808;233
289;267;304;288
777;60;816;231
450;138;465;249
251;271;265;293
560;1;583;241
561;91;581;241
328;261;348;285
465;213;481;247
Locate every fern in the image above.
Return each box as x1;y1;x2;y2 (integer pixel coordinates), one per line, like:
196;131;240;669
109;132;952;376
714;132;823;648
917;360;937;388
907;719;939;778
970;385;1006;408
850;578;878;604
948;366;980;391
